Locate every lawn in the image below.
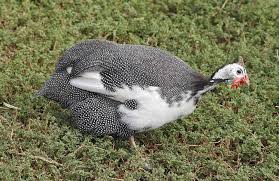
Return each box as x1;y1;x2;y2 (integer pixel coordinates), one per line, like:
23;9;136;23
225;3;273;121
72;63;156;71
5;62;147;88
0;0;278;180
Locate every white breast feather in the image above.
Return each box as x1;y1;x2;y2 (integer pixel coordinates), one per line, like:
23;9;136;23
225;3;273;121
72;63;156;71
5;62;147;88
117;86;196;131
68;69;197;131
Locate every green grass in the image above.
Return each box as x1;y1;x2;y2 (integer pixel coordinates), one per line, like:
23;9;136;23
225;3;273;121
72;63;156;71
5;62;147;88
1;0;279;180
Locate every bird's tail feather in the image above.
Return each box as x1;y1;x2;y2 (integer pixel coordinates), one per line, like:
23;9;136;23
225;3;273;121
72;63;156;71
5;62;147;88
36;71;96;108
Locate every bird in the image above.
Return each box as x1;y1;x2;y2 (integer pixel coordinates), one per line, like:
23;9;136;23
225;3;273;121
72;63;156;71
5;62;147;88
38;39;249;148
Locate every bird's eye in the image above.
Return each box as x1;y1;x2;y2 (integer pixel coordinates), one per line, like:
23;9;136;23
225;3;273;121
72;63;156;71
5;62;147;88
236;69;243;75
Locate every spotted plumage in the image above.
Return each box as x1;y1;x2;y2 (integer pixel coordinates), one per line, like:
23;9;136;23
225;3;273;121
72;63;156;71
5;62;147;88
38;39;249;138
70;96;135;138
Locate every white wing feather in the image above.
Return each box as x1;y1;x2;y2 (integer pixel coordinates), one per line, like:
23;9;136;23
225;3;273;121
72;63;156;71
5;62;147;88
68;68;110;96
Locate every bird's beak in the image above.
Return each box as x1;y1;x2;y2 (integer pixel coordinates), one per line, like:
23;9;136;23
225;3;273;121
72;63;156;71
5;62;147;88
231;74;250;89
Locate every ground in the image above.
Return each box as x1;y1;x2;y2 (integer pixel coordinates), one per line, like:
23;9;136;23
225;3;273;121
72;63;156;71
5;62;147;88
0;0;279;180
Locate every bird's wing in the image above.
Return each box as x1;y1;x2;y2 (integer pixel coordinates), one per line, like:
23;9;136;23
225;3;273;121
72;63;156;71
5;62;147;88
69;69;160;103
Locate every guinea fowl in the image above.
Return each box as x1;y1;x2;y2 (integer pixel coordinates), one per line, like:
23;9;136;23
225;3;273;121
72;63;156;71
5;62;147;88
38;39;249;147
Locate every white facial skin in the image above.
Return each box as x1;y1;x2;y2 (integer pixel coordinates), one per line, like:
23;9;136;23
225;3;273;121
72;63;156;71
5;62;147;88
212;63;247;80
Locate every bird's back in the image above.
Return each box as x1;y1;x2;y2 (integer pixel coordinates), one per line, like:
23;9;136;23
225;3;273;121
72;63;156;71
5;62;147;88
56;40;208;101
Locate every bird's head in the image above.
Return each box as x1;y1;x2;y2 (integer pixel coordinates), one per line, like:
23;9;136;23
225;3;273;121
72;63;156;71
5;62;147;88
211;57;250;89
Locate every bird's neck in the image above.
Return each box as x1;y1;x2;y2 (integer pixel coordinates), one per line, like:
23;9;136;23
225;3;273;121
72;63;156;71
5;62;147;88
193;68;229;96
195;82;218;96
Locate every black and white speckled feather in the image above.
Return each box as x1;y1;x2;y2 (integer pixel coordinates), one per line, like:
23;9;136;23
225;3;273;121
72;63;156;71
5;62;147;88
69;96;135;138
